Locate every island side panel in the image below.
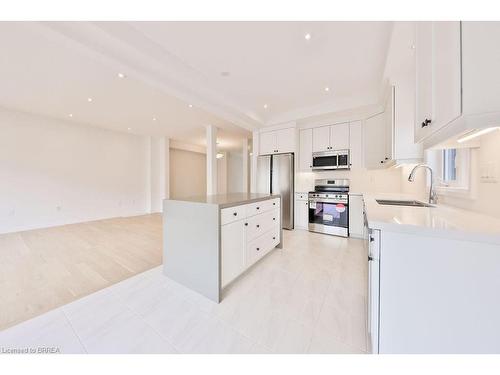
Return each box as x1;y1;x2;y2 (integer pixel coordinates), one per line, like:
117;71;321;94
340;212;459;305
163;200;220;302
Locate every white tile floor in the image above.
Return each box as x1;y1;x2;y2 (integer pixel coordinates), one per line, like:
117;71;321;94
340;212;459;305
0;229;367;354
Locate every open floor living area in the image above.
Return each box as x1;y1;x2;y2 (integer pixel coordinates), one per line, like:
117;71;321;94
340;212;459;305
2;4;500;374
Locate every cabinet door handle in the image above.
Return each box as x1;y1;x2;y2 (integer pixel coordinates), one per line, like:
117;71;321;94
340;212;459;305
256;224;260;228
273;237;276;240
233;212;237;216
244;222;248;226
368;255;374;261
273;218;276;221
256;247;260;251
273;202;276;206
385;157;389;160
421;118;431;128
256;207;260;210
380;160;384;164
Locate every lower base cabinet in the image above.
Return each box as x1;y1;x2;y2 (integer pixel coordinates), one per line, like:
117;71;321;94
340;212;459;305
221;220;246;287
221;198;281;288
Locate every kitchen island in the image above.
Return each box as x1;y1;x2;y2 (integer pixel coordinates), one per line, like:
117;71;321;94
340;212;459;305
163;193;282;303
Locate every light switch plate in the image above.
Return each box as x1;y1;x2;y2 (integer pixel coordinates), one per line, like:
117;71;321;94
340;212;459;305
480;161;498;183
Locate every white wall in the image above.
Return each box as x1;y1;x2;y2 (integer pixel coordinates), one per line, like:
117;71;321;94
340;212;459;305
227;151;244;193
437;131;500;219
296;168;404;194
169;148;206;199
150;136;170;213
0;108;150;234
217;152;227;194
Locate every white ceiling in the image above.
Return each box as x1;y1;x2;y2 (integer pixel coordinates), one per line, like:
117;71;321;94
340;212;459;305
0;22;250;151
127;21;393;124
0;21;393;149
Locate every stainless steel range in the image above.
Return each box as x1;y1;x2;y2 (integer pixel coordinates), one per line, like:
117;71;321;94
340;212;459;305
308;179;349;237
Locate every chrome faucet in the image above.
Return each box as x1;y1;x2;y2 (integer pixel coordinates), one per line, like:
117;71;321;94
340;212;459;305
408;164;438;204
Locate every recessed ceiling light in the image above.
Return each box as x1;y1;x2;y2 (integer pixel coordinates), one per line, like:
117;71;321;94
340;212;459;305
127;127;131;131
118;72;126;78
68;113;73;117
216;153;224;159
188;104;193;108
152;117;157;121
263;104;268;109
324;87;330;92
304;33;312;41
87;97;93;102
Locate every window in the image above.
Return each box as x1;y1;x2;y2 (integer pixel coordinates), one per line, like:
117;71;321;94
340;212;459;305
442;149;457;182
438;148;470;190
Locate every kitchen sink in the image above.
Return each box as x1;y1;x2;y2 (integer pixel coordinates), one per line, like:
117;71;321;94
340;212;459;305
376;199;435;208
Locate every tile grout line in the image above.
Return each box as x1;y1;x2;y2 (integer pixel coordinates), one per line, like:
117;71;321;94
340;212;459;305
61;309;88;354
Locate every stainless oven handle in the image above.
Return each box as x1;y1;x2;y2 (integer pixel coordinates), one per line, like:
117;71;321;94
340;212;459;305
309;198;348;204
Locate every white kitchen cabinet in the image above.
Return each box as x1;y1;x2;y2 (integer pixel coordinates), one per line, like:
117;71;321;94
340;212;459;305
312;126;331;152
349;120;363;169
276;127;296;153
221;220;246;288
364;112;387;169
294;193;309;230
348;195;364;238
384;86;395;162
432;22;462;133
312;123;350;152
259;127;296;155
259;131;277;155
220;197;281;289
413;21;500;147
415;21;434;142
330;122;350;150
299;128;313;171
415;21;461;143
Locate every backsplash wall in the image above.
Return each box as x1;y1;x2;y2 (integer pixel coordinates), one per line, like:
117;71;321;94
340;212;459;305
296;167;404;194
437;130;500;219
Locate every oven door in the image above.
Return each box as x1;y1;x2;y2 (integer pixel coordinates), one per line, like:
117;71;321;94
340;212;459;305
312;152;338;170
308;198;348;236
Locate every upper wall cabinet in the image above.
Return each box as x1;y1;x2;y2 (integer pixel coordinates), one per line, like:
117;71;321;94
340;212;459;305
364;87;395;169
415;21;461;142
312;123;349;152
259;127;296;155
299;128;313;171
415;22;500;146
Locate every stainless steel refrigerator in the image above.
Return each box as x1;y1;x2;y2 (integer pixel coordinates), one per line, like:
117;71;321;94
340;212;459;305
257;153;294;230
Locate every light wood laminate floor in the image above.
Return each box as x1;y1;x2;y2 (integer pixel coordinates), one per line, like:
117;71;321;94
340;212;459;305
0;214;162;330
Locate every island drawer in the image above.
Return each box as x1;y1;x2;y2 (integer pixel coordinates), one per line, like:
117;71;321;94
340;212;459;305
246;227;280;266
221;205;247;225
245;209;279;242
246;198;280;217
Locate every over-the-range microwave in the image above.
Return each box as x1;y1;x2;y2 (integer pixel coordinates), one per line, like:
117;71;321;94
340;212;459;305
312;150;350;170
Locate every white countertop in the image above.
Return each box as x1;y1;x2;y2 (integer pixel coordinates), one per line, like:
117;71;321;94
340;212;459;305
363;193;500;245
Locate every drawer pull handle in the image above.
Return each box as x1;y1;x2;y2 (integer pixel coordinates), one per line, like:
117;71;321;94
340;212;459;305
244;223;248;226
256;207;260;210
233;212;237;216
273;218;276;221
273;237;276;240
273;202;276;206
256;247;260;251
256;224;260;228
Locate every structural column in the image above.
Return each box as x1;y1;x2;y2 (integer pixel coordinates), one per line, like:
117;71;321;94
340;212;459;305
206;125;218;195
242;138;249;193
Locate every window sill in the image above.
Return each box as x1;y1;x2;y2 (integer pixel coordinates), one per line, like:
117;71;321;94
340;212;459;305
436;186;474;200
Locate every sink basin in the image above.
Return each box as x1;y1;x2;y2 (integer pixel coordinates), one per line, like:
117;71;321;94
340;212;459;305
376;199;434;208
